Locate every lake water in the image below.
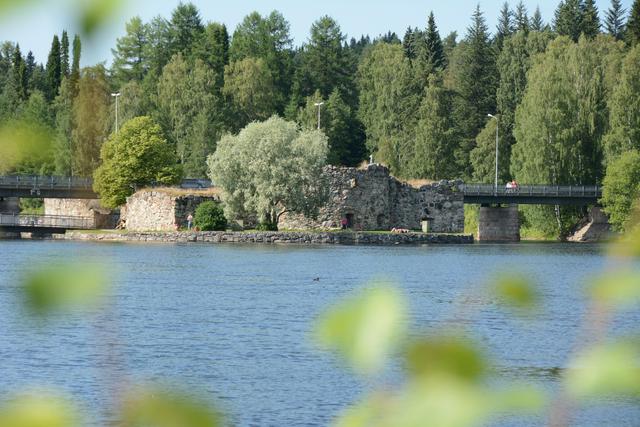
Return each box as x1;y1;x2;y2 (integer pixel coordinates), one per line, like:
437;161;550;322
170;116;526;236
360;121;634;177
0;240;638;426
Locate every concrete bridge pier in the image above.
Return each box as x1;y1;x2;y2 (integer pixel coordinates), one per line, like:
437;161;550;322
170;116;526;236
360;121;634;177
0;197;21;239
477;204;520;242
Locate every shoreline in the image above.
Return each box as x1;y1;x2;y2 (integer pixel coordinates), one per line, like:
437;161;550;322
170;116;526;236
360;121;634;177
51;230;475;245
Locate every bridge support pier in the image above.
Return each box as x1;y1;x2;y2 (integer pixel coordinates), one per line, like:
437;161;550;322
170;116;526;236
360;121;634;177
478;204;520;242
0;197;21;239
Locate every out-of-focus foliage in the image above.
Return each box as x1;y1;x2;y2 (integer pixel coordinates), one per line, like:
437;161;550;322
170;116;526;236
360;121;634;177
0;119;53;174
567;340;640;399
590;271;640;309
493;272;539;311
0;392;80;427
315;285;405;375
22;262;108;315
405;335;485;381
120;387;222;427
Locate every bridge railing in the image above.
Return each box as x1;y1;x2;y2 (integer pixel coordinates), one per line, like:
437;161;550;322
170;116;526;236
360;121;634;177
462;184;602;198
0;175;93;192
0;213;93;229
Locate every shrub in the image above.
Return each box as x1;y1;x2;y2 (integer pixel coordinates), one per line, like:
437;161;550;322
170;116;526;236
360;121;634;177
194;201;226;231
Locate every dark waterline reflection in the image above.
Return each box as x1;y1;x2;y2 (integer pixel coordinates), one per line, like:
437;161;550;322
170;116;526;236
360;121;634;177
0;241;638;426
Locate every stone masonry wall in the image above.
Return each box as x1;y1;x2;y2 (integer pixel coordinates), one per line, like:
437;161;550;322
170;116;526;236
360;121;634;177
478;205;520;242
44;198;117;229
123;190;219;231
279;164;464;233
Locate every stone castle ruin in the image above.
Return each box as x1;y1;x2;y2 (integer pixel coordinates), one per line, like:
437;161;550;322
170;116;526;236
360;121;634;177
279;164;464;233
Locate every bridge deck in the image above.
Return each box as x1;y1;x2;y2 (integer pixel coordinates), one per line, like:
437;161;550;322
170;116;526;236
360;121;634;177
462;184;602;205
0;175;96;199
0;213;93;234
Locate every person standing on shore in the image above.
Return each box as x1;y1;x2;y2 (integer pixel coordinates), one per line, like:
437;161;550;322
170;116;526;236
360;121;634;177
187;213;193;230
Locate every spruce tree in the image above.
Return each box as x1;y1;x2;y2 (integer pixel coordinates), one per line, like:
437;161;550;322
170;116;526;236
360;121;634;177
450;5;498;179
45;35;61;100
514;1;530;33
168;2;204;58
25;50;36;91
112;16;148;84
581;0;601;38
60;30;70;77
403;27;417;60
554;0;584;41
531;7;545;32
70;34;81;96
422;12;445;72
12;44;27;101
496;2;513;49
627;0;640;46
605;0;626;40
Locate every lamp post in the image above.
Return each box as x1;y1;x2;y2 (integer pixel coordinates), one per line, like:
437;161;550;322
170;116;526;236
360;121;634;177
488;113;499;195
314;102;324;130
111;92;121;134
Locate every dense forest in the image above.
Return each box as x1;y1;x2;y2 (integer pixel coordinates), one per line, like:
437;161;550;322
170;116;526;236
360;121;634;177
1;0;640;234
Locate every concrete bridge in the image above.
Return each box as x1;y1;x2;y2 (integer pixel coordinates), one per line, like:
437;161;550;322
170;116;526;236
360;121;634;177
461;184;604;242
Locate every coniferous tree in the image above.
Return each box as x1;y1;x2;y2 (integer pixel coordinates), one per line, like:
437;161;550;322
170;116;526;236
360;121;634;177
112;16;148;84
581;0;601;38
449;5;498;179
605;0;626;40
168;2;204;59
496;2;514;49
422;12;445;72
12;44;27;101
514;1;530;33
403;27;417;60
70;34;81;96
53;77;74;175
627;0;640;46
194;22;229;89
531;7;545;32
45;35;61;100
60;30;70;77
555;0;584;41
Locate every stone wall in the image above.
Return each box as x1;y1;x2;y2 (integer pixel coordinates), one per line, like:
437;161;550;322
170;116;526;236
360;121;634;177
0;197;20;213
123;190;220;231
63;230;473;245
279;164;464;233
477;205;520;242
44;198;117;229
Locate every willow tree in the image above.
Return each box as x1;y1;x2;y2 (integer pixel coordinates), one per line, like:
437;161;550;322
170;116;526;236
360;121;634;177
207;116;328;229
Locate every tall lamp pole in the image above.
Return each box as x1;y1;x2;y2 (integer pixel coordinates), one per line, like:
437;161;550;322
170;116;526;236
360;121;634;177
111;92;121;133
314;101;324;130
488;113;499;195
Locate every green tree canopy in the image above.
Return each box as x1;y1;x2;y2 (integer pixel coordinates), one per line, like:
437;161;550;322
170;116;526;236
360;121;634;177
407;74;459;180
601;150;640;231
207;116;328;228
627;0;640;46
603;44;640;163
93;116;182;208
605;0;626;40
111;16;148;84
72;65;111;176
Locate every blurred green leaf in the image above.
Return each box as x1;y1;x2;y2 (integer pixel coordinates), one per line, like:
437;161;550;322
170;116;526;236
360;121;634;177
0;120;53;174
315;285;406;375
590;272;640;309
493;273;539;311
492;385;546;413
79;0;123;35
566;340;640;399
0;0;37;14
0;392;80;427
121;388;222;427
22;262;109;315
405;335;486;382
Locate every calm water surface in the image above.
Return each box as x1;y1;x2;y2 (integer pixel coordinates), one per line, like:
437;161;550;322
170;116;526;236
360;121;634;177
0;241;638;426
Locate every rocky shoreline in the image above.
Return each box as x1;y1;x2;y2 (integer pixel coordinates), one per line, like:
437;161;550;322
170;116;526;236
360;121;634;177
58;230;474;245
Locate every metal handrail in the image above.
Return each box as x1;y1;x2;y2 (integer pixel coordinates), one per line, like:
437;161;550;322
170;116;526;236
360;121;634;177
0;175;93;190
462;184;602;197
0;213;93;229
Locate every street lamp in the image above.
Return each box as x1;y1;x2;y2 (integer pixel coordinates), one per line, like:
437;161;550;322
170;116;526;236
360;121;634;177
111;92;121;134
488;113;499;195
314;102;324;130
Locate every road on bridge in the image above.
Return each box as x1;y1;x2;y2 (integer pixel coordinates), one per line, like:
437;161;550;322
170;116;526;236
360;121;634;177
462;184;602;205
